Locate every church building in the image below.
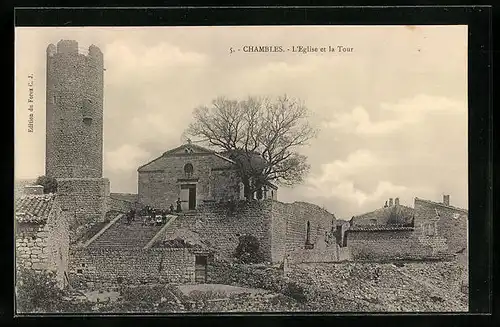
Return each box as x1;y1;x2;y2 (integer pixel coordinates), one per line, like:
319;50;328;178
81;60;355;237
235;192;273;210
137;141;278;210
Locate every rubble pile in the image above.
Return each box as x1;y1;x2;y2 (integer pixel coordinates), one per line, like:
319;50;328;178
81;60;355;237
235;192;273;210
288;261;468;312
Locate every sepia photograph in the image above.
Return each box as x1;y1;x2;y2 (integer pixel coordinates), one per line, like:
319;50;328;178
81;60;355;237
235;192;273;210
14;25;469;314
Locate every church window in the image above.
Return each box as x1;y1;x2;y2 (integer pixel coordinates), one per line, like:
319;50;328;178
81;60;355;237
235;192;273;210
184;163;194;177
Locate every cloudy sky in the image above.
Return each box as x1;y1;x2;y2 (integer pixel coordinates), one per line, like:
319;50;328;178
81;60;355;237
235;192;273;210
15;26;468;219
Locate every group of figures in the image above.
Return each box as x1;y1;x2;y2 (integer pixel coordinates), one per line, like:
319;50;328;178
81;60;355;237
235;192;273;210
125;198;183;226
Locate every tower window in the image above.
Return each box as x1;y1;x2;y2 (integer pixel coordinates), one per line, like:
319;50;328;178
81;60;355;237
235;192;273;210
83;117;92;126
306;221;311;244
53;95;57;104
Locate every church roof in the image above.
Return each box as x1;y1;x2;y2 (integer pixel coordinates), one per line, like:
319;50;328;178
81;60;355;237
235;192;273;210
137;142;235;172
15;193;57;224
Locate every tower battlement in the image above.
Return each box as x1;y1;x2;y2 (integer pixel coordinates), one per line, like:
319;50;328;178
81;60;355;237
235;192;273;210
47;40;103;58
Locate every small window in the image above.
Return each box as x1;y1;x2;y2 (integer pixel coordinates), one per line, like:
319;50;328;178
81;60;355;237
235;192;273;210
81;263;86;267
76;269;83;274
305;221;311;244
83;117;92;126
424;223;436;236
53;95;57;104
184;163;194;177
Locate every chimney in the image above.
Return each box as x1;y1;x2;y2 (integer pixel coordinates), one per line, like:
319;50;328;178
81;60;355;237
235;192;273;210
24;185;44;195
389;198;393;206
443;194;450;206
395;197;400;206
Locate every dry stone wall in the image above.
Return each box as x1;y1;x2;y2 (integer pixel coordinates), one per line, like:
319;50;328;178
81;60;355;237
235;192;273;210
15;202;70;288
69;248;197;289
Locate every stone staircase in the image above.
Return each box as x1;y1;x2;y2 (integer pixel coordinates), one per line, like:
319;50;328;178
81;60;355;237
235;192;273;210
87;215;167;249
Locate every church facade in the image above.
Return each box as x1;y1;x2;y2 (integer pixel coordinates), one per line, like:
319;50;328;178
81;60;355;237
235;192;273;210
137;142;278;210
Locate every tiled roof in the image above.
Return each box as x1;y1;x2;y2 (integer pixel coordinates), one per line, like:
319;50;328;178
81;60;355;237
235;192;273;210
415;197;468;214
15;193;56;224
348;225;415;232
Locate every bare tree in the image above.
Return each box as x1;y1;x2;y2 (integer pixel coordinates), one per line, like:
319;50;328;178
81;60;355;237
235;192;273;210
186;95;318;199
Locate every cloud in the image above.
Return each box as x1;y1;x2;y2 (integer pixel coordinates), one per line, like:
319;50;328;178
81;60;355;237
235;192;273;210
103;40;208;84
312;180;407;207
104;144;151;173
302;149;407;206
323;94;466;135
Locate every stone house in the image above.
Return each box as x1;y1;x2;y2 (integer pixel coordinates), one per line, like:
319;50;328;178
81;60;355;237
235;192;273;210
15;189;70;289
137;142;277;210
345;195;468;261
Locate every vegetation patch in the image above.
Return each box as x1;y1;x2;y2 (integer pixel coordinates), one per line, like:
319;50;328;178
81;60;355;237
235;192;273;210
234;235;265;264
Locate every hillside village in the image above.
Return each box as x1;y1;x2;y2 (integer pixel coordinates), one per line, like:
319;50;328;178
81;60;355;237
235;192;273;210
15;40;469;313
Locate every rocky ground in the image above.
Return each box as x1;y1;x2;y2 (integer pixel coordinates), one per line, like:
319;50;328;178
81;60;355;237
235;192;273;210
46;259;468;313
287;260;468;312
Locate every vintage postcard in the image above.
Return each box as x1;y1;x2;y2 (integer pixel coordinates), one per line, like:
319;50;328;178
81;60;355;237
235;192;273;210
14;25;469;314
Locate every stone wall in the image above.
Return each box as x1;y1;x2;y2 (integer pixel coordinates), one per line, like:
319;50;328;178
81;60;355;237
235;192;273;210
138;153;237;209
15;202;70;288
270;201;336;263
346;229;449;261
164;200;274;262
57;178;110;240
109;195;137;213
288;247;341;264
160;200;337;264
68;247;197;289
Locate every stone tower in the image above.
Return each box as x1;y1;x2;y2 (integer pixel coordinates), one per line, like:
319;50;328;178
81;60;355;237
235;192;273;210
45;40;109;234
46;40;104;178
